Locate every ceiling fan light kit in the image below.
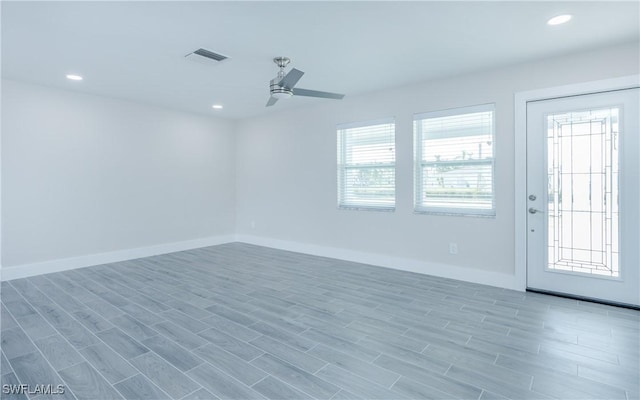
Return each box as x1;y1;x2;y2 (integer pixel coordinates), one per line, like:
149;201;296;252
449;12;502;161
271;90;293;100
266;56;345;107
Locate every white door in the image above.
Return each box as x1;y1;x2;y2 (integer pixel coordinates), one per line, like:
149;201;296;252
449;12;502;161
526;88;639;307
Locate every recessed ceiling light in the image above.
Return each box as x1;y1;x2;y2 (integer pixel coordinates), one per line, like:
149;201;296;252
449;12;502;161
547;15;572;26
212;104;223;109
66;74;83;81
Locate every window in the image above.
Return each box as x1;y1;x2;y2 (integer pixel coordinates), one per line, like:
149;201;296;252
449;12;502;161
414;104;495;216
337;118;395;210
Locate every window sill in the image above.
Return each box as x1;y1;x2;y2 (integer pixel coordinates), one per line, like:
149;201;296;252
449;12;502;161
413;209;496;218
338;206;396;212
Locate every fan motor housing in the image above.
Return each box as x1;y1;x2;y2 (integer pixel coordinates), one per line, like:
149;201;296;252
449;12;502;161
270;78;293;99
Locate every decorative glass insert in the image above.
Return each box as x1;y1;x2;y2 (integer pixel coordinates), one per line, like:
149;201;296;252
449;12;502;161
547;108;619;277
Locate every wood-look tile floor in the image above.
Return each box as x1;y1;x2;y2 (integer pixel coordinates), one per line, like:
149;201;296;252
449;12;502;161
1;243;638;400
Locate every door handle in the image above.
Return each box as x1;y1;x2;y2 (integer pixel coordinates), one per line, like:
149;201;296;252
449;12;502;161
528;207;543;214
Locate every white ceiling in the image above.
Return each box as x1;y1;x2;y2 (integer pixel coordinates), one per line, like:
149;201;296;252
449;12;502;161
2;1;638;119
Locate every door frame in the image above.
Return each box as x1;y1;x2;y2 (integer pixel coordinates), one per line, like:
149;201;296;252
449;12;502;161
514;75;639;292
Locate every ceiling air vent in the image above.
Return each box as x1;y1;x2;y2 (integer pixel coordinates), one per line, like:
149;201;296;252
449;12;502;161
185;48;229;65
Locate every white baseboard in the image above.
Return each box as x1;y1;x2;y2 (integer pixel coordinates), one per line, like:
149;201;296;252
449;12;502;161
1;233;520;291
235;234;521;291
0;234;235;281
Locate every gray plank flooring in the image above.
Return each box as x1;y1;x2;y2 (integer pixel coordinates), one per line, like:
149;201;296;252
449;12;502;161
1;242;638;399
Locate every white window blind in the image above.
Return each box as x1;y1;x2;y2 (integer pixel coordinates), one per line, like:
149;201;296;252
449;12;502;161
337;118;395;210
414;104;495;215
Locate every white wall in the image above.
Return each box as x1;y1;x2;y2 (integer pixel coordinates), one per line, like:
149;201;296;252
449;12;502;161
2;42;638;287
1;80;236;275
235;42;640;289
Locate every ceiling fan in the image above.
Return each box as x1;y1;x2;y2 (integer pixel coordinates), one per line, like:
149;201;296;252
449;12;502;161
266;57;345;107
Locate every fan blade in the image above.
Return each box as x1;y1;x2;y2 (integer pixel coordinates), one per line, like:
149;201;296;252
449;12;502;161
292;88;345;100
277;68;304;89
266;96;278;107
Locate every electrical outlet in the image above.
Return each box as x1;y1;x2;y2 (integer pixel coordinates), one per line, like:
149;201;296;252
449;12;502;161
449;242;458;255
250;221;256;229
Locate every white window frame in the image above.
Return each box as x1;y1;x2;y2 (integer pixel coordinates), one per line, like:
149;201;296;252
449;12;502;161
337;117;396;211
414;103;496;217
